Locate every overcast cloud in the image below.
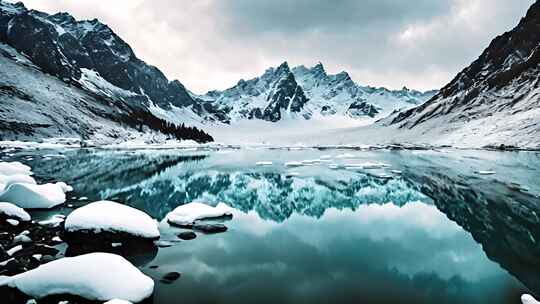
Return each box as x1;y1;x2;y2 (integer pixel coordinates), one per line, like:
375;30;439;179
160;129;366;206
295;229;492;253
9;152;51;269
11;0;535;93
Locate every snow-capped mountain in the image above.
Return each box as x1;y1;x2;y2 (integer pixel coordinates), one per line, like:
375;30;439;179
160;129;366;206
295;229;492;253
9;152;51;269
200;61;436;123
0;1;213;142
387;1;540;147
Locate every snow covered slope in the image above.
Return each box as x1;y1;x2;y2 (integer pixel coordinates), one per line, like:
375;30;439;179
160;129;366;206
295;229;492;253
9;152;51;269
0;1;213;142
385;1;540;148
199;61;436;123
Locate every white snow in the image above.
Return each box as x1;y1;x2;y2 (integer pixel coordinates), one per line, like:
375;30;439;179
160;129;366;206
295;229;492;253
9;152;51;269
285;161;303;167
105;300;133;304
6;219;19;226
0;162;32;176
0;174;36;191
0;183;66;209
64;201;160;239
476;170;496;175
0;202;31;222
522;294;540;304
4;253;154;302
165;202;234;226
6;245;22;256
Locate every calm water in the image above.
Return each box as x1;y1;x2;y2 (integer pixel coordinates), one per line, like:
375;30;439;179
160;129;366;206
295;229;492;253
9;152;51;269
3;147;540;304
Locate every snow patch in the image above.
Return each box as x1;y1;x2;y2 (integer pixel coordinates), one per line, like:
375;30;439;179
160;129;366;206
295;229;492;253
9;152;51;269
4;253;154;302
165;202;234;226
0;202;31;222
64;201;160;239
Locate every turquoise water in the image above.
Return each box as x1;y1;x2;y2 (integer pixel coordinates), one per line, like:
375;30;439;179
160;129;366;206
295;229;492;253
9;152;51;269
4;147;540;304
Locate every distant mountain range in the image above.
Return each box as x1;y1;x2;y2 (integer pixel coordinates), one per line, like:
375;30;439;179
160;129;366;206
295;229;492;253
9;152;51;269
1;0;539;147
0;0;435;142
197;62;436;123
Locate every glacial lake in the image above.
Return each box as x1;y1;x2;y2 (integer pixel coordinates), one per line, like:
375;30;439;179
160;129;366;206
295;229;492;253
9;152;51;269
2;147;540;304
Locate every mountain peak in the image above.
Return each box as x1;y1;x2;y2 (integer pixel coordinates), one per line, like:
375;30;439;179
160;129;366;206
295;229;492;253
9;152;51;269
311;62;326;75
276;61;290;73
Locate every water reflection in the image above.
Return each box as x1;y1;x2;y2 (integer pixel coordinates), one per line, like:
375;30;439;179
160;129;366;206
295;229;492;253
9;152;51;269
8;148;540;303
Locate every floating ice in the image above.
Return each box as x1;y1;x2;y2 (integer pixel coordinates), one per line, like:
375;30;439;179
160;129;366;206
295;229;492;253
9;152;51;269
3;253;154;302
285;161;303;167
64;201;160;240
0;183;66;209
256;161;273;166
476;170;496;175
166;202;234;226
0;202;31;222
346;162;391;169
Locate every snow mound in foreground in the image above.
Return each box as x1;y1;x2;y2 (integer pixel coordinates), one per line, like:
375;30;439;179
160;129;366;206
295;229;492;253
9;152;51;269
0;183;66;209
64;201;160;239
0;202;31;222
4;252;154;302
0;162;32;176
522;294;540;304
166;202;234;226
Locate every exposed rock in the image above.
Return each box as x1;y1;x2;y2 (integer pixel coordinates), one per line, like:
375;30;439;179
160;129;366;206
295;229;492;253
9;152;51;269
177;231;197;240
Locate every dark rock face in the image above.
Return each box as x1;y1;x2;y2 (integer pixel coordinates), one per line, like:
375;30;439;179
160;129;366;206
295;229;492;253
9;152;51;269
346;100;380;118
263;68;309;122
0;1;194;109
391;1;540;136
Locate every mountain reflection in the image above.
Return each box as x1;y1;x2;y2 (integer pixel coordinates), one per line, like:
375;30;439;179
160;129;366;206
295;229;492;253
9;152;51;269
27;148;540;299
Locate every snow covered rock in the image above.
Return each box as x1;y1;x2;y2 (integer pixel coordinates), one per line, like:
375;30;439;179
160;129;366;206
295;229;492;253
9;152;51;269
63;201;160;244
522;294;540;304
165;202;234;226
105;300;133;304
0;183;66;209
0;162;32;176
0;202;31;223
3;252;154;302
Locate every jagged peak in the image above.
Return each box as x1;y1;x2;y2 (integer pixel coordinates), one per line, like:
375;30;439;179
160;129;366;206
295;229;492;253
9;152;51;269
311;62;325;74
0;1;26;13
276;61;290;73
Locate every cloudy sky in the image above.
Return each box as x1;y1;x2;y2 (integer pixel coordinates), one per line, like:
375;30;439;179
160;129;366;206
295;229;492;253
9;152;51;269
12;0;535;93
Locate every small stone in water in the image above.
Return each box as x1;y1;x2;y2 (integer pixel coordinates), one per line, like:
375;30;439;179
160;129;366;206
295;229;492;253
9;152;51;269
193;223;228;233
160;271;181;284
177;231;197;240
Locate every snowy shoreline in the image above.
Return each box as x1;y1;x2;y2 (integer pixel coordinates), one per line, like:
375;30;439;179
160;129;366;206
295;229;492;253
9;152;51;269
1;138;540;152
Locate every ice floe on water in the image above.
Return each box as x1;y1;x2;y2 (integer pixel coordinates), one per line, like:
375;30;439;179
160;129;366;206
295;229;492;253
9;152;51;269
2;253;154;302
476;170;496;175
0;162;72;209
64;201;160;240
285;161;303;167
0;183;67;209
165;202;234;226
345;162;391;169
256;161;273;166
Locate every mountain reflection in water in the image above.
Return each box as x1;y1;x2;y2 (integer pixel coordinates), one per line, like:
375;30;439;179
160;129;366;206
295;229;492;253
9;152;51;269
11;148;540;304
